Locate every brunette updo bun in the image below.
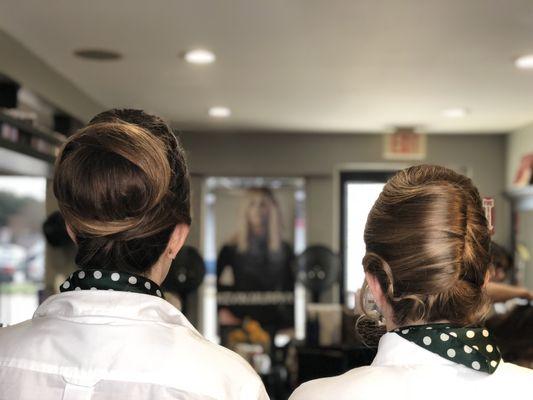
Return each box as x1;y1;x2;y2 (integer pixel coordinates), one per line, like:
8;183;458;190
53;109;191;274
362;165;491;326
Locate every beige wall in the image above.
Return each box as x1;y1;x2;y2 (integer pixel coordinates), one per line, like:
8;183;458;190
186;176;203;250
180;132;509;250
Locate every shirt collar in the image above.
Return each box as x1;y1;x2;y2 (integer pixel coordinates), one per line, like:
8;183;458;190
34;290;197;332
372;332;459;368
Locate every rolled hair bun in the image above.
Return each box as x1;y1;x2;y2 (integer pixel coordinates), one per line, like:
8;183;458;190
55;122;172;238
362;165;491;327
53;109;191;274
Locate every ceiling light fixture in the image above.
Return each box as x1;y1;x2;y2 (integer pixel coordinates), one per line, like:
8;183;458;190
74;49;122;61
208;106;231;118
184;49;216;64
442;108;469;118
515;54;533;69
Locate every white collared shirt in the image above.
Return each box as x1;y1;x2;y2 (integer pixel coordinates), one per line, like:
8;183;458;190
0;290;269;400
290;332;533;400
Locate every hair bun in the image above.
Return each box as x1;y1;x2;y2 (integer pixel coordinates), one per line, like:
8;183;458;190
55;122;172;238
363;165;491;326
53;109;191;275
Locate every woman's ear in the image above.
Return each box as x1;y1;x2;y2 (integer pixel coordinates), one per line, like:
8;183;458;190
166;224;191;260
365;271;387;311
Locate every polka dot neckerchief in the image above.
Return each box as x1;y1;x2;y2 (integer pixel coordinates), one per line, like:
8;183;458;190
393;323;501;374
60;269;165;299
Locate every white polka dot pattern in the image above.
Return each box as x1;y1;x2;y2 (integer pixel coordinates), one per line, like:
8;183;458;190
394;324;501;375
60;269;170;303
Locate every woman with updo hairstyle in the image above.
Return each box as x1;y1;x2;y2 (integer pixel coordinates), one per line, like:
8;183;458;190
290;165;533;400
0;109;268;400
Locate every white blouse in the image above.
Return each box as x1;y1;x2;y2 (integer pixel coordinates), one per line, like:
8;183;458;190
290;331;533;400
0;290;269;400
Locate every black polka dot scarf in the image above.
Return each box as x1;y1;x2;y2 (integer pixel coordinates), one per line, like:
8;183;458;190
393;323;501;374
59;269;165;299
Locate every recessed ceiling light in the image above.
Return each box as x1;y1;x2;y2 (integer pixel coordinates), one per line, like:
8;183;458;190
208;106;231;118
74;49;122;61
442;108;469;118
515;54;533;69
184;49;216;64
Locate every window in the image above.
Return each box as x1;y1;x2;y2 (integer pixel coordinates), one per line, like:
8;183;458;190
340;171;395;308
0;176;46;325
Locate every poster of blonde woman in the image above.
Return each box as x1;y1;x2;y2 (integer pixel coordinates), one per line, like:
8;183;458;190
216;188;295;346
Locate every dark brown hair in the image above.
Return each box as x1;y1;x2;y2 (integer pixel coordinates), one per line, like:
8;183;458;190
53;109;191;275
362;165;491;327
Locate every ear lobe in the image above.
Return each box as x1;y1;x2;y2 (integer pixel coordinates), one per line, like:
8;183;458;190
167;224;190;260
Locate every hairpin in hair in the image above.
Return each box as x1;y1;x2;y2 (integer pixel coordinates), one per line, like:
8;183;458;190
482;197;495;236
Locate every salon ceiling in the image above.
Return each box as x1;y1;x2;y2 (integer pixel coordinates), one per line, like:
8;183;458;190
2;1;533;134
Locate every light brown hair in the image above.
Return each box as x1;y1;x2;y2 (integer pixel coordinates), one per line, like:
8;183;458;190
53;109;191;274
362;165;491;327
234;188;282;253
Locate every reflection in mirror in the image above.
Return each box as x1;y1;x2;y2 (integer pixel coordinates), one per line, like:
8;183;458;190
201;177;306;371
